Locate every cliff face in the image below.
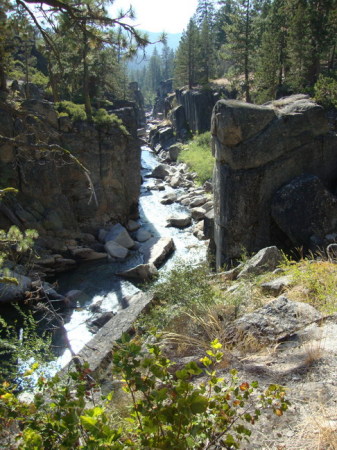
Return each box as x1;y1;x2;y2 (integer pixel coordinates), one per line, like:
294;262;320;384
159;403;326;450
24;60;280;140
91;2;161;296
175;88;219;134
211;95;337;268
0;99;141;239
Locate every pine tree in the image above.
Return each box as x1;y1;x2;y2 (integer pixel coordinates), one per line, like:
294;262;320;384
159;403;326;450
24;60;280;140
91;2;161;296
220;0;259;102
196;0;217;84
174;18;201;89
255;0;288;101
161;43;174;80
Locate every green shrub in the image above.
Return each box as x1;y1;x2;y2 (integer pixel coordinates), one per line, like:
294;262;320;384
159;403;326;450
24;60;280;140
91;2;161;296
178;132;214;184
56;101;87;121
93;109;129;135
139;263;220;330
0;334;289;449
314;74;337;109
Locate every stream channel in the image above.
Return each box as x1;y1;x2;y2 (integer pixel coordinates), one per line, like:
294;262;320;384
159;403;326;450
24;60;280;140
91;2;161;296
52;144;208;370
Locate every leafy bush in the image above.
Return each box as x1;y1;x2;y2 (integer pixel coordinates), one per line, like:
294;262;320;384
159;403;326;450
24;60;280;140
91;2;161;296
178;132;214;184
56;101;87;121
314;74;337;109
0;335;289;449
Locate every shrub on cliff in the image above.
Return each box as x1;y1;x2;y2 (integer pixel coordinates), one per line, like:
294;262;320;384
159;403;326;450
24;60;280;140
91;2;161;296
56;101;87;121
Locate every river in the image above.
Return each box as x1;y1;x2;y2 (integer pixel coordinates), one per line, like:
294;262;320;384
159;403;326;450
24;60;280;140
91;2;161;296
53;145;208;368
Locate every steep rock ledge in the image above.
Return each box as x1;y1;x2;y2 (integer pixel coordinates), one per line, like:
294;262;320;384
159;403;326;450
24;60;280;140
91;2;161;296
0;99;141;242
211;94;337;268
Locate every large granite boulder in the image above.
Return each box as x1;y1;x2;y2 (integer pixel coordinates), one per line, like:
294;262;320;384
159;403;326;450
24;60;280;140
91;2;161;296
271;175;337;247
228;296;322;344
212;95;337;268
238;246;283;279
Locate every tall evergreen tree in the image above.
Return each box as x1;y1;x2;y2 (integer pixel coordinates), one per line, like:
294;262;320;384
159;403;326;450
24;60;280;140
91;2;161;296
255;0;287;100
174;18;201;89
220;0;259;102
196;0;217;83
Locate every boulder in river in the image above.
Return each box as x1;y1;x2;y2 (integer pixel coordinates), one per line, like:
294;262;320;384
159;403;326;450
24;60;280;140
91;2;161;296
167;214;192;229
161;193;178;205
136;229;152;242
104;224;135;249
118;263;158;282
140;237;175;267
149;164;171;180
104;241;129;259
126;220;141;232
190;196;208;208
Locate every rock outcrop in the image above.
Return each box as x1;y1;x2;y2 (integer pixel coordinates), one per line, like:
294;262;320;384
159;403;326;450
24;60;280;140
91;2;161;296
211;95;337;268
0;97;141;242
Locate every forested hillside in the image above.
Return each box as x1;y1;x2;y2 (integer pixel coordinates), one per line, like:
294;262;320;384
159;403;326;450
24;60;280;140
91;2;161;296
136;0;336;107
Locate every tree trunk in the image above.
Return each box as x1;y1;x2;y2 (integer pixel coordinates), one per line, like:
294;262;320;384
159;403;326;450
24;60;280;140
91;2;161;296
82;24;92;121
244;0;251;103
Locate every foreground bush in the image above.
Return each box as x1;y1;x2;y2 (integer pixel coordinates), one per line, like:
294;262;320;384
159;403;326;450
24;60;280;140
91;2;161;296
0;334;289;449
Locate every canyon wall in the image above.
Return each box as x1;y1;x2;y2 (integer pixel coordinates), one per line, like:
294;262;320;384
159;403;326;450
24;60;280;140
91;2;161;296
211;95;337;268
0;98;141;242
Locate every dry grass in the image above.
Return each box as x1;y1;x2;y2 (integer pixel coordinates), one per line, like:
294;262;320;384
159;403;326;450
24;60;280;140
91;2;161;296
295;404;337;449
302;339;325;367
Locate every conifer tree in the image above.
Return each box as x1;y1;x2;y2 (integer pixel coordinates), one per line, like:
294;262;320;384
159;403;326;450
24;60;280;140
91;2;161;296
220;0;258;102
196;0;217;84
174;18;201;89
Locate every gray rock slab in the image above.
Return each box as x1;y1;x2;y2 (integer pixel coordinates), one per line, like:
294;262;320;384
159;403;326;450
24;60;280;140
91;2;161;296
63;291;154;377
191;207;207;221
140;237;175;267
190;196;208;208
238;246;283;279
229;296;322;343
261;276;292;296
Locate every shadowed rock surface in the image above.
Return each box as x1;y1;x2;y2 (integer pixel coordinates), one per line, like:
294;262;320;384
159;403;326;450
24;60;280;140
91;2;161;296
0;100;141;241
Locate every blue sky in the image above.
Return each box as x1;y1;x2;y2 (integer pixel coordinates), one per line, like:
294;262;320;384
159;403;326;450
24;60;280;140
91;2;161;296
110;0;198;33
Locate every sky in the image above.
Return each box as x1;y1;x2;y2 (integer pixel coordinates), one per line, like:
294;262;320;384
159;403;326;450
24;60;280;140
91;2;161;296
110;0;198;34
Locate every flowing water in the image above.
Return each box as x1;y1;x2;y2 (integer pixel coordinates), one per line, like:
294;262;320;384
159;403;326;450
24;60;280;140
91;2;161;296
53;145;208;368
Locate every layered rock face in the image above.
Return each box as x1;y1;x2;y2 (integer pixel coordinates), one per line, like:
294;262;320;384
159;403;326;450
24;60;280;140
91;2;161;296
212;94;337;268
0;100;141;240
175;88;219;134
